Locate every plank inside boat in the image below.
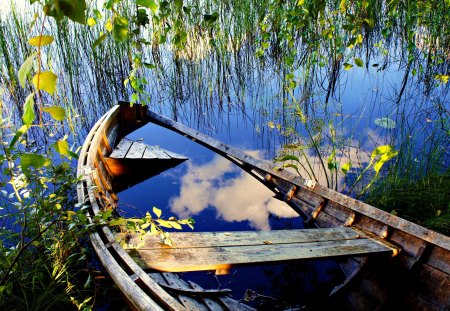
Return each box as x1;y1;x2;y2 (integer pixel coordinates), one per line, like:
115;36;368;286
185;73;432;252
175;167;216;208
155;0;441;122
124;228;398;273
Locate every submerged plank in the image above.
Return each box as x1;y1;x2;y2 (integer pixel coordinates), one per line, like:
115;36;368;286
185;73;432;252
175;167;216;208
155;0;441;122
145;145;171;159
126;228;396;273
109;138;133;158
126;141;147;159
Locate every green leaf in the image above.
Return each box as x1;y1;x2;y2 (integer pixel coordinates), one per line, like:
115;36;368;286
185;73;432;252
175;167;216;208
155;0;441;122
18;53;36;87
108;218;127;226
92;33;107;49
9;125;29;149
43;106;66;121
153;207;162;218
327;152;337;171
46;0;87;24
355;58;364;67
276;154;300;162
343;62;353;70
22;93;35;125
53;140;69;156
28;35;54;47
112;16;129;41
21;153;49;171
137;0;158;13
341;162;351;175
32;71;57;95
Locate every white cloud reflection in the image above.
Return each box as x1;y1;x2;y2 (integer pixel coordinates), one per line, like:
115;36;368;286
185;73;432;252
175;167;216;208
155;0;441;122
169;151;298;230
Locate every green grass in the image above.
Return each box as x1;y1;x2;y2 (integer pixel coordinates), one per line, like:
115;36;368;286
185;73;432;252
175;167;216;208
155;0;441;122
366;170;450;235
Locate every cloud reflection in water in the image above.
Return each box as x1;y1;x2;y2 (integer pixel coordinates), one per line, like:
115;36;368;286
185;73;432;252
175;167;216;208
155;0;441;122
169;152;298;230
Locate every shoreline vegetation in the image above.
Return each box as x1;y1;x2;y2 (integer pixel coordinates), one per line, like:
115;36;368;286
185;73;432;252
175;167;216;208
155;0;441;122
0;0;448;309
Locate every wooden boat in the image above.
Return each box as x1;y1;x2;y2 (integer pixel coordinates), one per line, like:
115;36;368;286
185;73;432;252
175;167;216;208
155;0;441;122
77;102;449;310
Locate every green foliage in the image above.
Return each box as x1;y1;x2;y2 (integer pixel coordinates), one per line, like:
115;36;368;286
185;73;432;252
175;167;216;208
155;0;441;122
43;0;87;24
112;207;195;248
22;93;36;125
17;53;36;87
43;106;66;121
366;171;450;235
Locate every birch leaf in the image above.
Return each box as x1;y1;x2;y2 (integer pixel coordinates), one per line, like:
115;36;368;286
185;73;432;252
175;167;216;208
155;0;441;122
28;35;54;47
43;106;66;121
32;71;57;95
18;53;36;87
22;93;35;125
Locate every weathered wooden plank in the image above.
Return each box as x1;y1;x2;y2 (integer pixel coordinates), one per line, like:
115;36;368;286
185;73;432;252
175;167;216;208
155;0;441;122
110;138;133;158
145;145;171;159
160;273;209;311
129;238;393;273
126;141;147;159
188;281;225;311
106;124;119;149
416;264;450;307
123;228;362;250
163;149;189;160
142;147;159;159
219;296;256;311
427;246;450;274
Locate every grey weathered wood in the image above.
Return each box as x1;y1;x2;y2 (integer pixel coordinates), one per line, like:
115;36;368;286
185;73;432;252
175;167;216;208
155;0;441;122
126;229;396;273
163;149;189;160
145;145;171;159
161;273;209;311
123;227;363;250
109;138;133;158
188;282;225;311
142;147;159;159
126;141;147;159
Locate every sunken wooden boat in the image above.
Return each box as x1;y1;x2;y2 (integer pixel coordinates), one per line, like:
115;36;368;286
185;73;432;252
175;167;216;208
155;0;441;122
77;102;449;310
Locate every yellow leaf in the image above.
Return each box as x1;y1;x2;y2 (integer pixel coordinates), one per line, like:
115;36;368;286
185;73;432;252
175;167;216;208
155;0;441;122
168;221;182;230
32;71;57;95
370;145;394;160
150;224;159;235
43;106;65;121
105;19;113;32
156;219;172;228
87;17;96;27
53;140;69;156
28;35;54;47
153;206;162;218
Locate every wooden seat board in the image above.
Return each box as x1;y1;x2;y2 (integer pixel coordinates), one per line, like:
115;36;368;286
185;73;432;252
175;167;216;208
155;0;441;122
144;145;171;159
126;141;147;159
124;228;397;273
109;138;133;158
123;227;362;250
